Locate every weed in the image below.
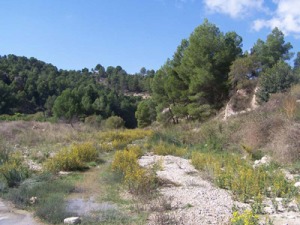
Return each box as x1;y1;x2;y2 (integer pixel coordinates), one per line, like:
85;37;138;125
153;143;188;157
231;209;259;225
44;142;98;172
191;151;296;202
111;148;158;196
0;152;29;188
35;193;72;224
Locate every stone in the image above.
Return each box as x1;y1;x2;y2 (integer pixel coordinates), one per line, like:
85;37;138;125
29;196;37;204
59;171;71;175
253;156;271;168
294;182;300;188
64;217;81;224
264;206;275;214
288;200;299;212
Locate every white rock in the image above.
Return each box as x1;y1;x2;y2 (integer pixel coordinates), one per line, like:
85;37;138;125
253;156;271;168
288;200;299;212
64;217;81;224
264;206;275;214
59;171;71;175
294;182;300;188
29;196;37;204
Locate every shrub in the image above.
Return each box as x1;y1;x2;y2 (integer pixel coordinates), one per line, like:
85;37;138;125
105;116;125;129
35;194;71;224
191;152;296;202
231;210;259;225
153;143;188;157
44;142;98;172
6;174;74;208
135;99;157;128
84;115;103;127
282;95;297;119
99;129;153;150
0;152;29;187
111;148;157;195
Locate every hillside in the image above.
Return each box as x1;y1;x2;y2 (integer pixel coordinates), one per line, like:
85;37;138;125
0;54;152;128
1;20;300;225
0;91;300;224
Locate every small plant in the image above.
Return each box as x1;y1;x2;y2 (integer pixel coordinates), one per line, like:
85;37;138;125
282;95;297;120
231;210;259;225
251;194;264;214
191;151;296;203
35;193;72;224
0;152;29;187
153;143;187;157
99;129;153;150
111;148;157;196
105;116;125;129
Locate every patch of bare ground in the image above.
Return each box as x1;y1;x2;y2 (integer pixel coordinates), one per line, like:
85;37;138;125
139;155;240;225
0;199;45;225
139;155;300;225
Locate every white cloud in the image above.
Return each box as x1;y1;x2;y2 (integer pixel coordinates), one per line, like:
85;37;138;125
203;0;265;18
252;0;300;36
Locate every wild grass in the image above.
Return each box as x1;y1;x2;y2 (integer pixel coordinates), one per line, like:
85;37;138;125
4;173;75;224
44;142;99;172
111;147;158;196
98;129;153;150
191;151;297;202
0;151;29;188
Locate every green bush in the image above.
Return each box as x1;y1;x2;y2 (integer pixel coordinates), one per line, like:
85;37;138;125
105;116;125;129
6;174;74;208
0;152;29;187
35;194;71;224
153;143;188;157
111;148;157;195
44;142;98;172
231;210;259;225
84;115;103;127
191;151;296;202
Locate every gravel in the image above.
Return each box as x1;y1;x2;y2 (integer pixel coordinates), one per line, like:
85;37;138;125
139;155;236;225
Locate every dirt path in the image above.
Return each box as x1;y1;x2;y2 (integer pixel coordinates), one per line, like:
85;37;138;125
0;199;44;225
139;155;237;225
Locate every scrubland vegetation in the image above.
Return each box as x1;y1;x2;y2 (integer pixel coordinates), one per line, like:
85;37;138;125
1;19;300;224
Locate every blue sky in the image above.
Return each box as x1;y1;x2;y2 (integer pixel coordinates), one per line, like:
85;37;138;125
1;0;300;74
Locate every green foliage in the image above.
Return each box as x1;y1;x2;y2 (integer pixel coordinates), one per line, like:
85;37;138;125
152;19;242;122
231;210;259;225
0;152;29;187
6;173;74;224
135;99;157;128
229;55;260;90
44;142;98;172
258;60;297;102
153;143;188;157
99;129;153;148
53;89;82;123
105;116;125;129
252;27;293;69
111;148;157;195
191;152;296;202
0;54;147;128
35;194;72;224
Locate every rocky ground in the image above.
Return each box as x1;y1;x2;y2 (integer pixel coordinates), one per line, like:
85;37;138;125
1;154;299;225
139;155;300;225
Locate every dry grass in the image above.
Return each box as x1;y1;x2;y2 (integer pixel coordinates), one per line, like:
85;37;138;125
0;121;102;160
222;92;300;163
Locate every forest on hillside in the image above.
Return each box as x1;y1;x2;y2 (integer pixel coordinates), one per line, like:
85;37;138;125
1;19;300;128
0;55;153;128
